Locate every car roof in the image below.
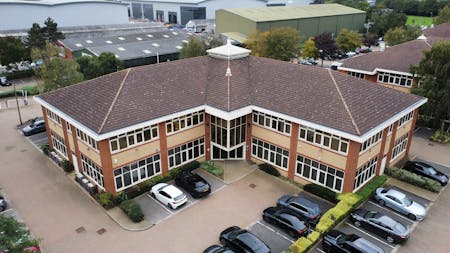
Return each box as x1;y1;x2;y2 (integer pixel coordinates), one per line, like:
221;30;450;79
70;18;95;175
289;197;318;208
386;189;406;199
376;215;397;227
414;161;432;168
237;232;266;251
353;238;383;253
161;184;183;197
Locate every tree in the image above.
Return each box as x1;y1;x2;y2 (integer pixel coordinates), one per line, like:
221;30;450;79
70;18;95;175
329;0;369;10
336;29;363;52
25;23;46;49
384;25;421;46
364;33;379;47
314;32;338;60
180;36;207;59
246;27;302;61
0;215;40;252
369;10;408;37
43;17;65;43
434;5;450;25
411;41;450;128
302;37;319;59
76;52;123;80
0;37;28;70
98;52;123;75
205;36;223;49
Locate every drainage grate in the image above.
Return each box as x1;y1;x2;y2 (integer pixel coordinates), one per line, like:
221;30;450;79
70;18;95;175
75;227;86;233
249;183;256;188
97;228;106;235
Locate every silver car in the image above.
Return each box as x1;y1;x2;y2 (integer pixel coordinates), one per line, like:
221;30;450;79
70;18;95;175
374;188;426;221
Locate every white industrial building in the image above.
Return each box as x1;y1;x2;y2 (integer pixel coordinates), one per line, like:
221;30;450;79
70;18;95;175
126;0;312;25
0;0;129;31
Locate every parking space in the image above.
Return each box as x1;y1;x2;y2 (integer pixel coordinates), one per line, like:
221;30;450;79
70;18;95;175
27;132;48;147
247;220;294;253
297;191;335;215
412;158;450;177
380;184;432;211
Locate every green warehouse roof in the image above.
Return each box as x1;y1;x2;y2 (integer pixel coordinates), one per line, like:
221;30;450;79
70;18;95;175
222;4;365;22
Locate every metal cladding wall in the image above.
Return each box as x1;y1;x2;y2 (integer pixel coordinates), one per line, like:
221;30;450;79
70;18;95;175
216;9;257;36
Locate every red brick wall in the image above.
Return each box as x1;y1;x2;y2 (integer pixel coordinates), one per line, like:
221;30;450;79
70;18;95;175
41;106;53;150
287;123;299;179
158;122;169;175
342;140;361;192
365;74;377;83
98;139;115;193
385;121;399;168
246;114;252;160
205;114;211;160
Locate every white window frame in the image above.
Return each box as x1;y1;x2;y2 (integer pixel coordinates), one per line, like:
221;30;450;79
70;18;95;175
299;126;349;155
295;155;344;192
398;111;414;128
46;108;61;125
360;130;383;153
347;71;365;79
168;137;205;169
354;156;378;191
77;129;98;151
114;153;161;191
109;124;159;153
391;133;409;161
81;154;104;189
51;131;68;159
251;138;289;170
166;111;204;135
252;111;292;136
377;71;413;87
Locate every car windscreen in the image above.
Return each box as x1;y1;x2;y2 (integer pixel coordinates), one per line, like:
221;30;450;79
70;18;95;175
426;167;437;175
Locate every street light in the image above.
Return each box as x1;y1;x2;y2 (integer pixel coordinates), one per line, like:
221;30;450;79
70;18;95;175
13;79;23;126
319;49;324;67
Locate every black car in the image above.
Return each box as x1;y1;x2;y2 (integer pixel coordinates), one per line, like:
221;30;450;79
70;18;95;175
22;119;46;136
276;195;321;224
262;206;309;238
404;161;448;186
0;195;7;212
220;226;271;253
322;230;384;253
0;76;11;86
350;209;409;244
203;245;236;253
174;170;211;198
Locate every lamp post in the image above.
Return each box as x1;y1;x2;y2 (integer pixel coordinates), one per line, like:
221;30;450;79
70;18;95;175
319;49;324;67
13;79;23;126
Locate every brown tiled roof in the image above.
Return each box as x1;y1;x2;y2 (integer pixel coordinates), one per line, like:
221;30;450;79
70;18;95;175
38;55;423;136
424;21;450;41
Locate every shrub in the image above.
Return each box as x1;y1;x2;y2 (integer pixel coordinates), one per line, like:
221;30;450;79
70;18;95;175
385;167;441;192
258;163;281;177
182;160;201;171
112;192;127;206
355;175;387;205
3;69;33;79
40;144;51;156
290;237;313;253
201;161;224;177
304;184;338;203
120;200;144;222
60;160;74;172
430;130;450;144
306;230;321;242
97;192;114;209
0;86;39;99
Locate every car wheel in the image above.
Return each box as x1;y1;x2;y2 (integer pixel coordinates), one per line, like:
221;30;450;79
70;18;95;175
288;230;298;238
262;215;271;223
378;199;385;206
220;238;227;245
386;235;395;243
408;213;416;220
168;203;175;209
354;221;361;227
150;192;155;198
0;206;4;212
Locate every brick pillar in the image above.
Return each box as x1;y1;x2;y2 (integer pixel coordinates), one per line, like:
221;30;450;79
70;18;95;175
342;140;361;193
98;139;115;194
405;109;419;158
71;126;83;175
375;128;388;175
61;119;73;163
41;106;53;150
245;114;252;160
385;121;399;168
158;122;169;175
287;123;299;180
205;114;211;160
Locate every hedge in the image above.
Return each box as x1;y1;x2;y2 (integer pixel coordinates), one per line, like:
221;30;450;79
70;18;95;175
3;69;34;80
201;161;224;177
120;200;144;222
61;160;74;173
355;175;388;205
303;184;338;203
385;167;441;192
0;86;39;99
258;163;281;177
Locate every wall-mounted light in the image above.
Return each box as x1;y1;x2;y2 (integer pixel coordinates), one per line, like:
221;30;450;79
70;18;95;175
113;159;118;165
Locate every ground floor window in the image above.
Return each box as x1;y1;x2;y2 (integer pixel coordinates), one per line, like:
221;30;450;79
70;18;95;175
354;156;378;191
168;137;204;169
114;153;161;191
347;71;365;79
295;155;344;192
377;71;413;87
251;138;289;170
81;154;104;189
391;133;409;161
51;131;67;158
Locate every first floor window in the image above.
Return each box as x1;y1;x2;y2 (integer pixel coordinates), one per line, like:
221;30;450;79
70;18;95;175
354;156;378;190
168;138;204;169
251;138;289;170
114;154;161;191
81;154;104;188
391;133;409;161
295;155;344;192
51;131;67;158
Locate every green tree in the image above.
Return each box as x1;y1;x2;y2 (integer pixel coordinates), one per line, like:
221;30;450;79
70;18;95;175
97;52;123;75
180;36;207;59
434;5;450;25
364;32;379;47
336;29;363;52
0;37;28;70
76;52;123;80
0;215;40;252
384;25;421;46
370;10;408;36
411;41;450;128
25;23;46;49
246;27;302;61
302;37;319;59
43;17;65;43
329;0;369;10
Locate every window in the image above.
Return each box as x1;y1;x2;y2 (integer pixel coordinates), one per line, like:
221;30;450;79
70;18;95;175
295;155;344;192
211;115;246;148
66;121;71;132
299;126;349;154
76;129;98;150
354;156;378;190
51;131;67;158
252;111;291;135
377;71;413;87
398;111;414;128
391;133;409;161
46;108;61;125
109;124;158;152
166;111;204;135
251;138;289;170
168;138;204;169
81;154;104;188
114;154;161;191
360;130;383;153
347;71;365;79
387;124;394;135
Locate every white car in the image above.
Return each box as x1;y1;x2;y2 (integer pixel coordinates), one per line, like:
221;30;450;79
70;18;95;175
150;183;187;209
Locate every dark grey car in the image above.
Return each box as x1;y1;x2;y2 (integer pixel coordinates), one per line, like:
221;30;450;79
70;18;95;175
276;195;321;224
0;195;7;212
323;230;384;253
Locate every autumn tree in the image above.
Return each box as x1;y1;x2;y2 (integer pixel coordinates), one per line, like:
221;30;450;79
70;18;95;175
364;33;379;47
336;29;363;52
384;25;421;46
314;32;338;60
302;37;319;59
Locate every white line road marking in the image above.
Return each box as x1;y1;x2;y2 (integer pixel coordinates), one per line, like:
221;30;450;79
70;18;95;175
316;248;326;253
346;223;395;248
367;201;413;223
146;194;174;214
212;184;226;194
256;220;295;244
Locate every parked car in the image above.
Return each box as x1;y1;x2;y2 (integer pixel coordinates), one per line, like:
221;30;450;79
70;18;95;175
203;245;235;253
174;170;211;198
219;226;271;253
359;47;372;53
262;206;309;238
277;195;321;224
0;76;11;86
21;119;46;136
374;188;426;221
350;209;410;243
322;230;384;253
404;161;448;186
0;195;7;212
150;183;187;209
298;58;317;66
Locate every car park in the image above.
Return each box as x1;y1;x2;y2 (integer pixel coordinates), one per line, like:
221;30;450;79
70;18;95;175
374;188;426;221
21;119;46;136
0;195;7;212
404;161;448;186
0;76;11;86
277;195;322;224
150;183;187;209
322;229;385;253
203;245;235;253
262;206;309;238
350;209;409;244
174;170;211;198
219;226;271;253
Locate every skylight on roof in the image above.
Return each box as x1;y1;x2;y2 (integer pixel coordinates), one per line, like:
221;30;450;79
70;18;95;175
136;37;143;41
75;43;83;47
105;40;112;44
172;32;178;35
86;40;93;44
176;46;182;49
152;43;160;47
118;37;125;40
147;34;153;38
143;50;152;54
117;47;126;51
163;35;170;38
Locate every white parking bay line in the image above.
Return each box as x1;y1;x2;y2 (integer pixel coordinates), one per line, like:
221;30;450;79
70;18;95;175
316;248;326;253
367;201;413;223
345;223;394;248
256;221;295;244
212;184;226;194
146;194;174;214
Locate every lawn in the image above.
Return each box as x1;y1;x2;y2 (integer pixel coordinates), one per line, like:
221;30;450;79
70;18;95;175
407;15;433;26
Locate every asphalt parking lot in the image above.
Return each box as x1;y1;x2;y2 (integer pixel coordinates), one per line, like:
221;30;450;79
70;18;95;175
27;131;48;147
135;168;226;225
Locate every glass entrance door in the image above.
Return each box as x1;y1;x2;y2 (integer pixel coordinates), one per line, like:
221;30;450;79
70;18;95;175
212;145;244;160
210;115;247;160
